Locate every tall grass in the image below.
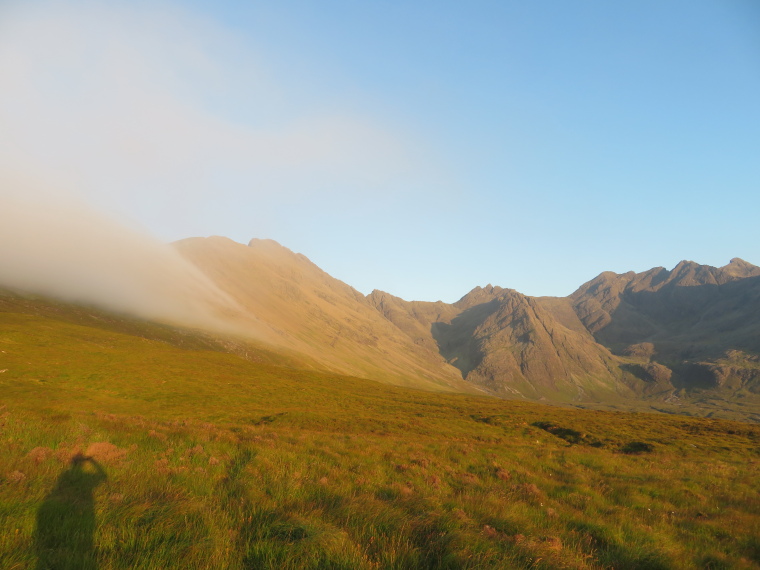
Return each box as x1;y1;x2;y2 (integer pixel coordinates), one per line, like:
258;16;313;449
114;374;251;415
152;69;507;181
1;303;759;568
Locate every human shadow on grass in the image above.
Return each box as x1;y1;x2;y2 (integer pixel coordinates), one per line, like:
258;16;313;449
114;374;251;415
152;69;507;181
35;453;106;570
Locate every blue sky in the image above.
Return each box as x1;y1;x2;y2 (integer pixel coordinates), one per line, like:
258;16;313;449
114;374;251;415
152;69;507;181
1;0;758;302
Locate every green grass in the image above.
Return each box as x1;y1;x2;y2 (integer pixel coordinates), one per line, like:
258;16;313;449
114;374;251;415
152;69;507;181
1;297;759;569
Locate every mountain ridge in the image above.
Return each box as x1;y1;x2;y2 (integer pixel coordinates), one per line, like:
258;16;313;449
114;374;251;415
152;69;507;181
172;236;478;394
366;254;760;413
167;238;760;417
3;232;758;418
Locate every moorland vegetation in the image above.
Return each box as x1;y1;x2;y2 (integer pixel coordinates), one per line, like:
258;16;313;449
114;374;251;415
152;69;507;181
1;294;758;569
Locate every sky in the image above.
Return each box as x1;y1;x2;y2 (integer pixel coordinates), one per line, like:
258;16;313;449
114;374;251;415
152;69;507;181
1;0;758;303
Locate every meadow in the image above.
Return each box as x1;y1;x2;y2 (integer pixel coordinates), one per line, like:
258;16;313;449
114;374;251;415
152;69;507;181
1;296;759;569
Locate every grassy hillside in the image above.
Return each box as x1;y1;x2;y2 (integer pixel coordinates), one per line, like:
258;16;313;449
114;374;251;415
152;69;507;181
1;297;759;568
173;237;471;393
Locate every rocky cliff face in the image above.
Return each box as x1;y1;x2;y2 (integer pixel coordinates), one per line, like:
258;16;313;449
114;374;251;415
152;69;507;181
570;258;760;349
570;259;760;360
568;258;760;394
369;285;628;401
370;259;760;402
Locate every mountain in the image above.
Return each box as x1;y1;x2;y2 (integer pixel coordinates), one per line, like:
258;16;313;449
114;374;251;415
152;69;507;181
173;236;476;394
570;258;760;355
369;258;760;415
368;286;627;401
168;239;760;414
4;230;758;417
569;258;760;395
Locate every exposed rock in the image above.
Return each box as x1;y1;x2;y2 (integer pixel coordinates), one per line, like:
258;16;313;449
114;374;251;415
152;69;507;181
369;258;760;403
625;362;672;384
569;259;760;367
370;285;629;401
622;343;656;360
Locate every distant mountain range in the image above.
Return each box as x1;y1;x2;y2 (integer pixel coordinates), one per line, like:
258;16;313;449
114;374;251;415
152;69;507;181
173;238;760;417
5;235;760;419
372;257;760;399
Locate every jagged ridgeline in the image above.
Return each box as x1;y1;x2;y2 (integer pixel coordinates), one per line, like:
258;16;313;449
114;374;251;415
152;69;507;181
3;236;759;419
367;258;760;418
171;238;760;420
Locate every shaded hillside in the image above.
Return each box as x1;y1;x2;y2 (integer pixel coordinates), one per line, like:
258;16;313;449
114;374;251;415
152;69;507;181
570;258;760;351
174;237;473;393
369;286;628;401
570;258;760;394
370;259;760;412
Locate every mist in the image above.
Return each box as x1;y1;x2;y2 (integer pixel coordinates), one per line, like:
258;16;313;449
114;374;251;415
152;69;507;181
0;1;426;243
0;1;420;328
0;181;241;330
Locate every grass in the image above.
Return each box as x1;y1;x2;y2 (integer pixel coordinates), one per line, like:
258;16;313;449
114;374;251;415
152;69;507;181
1;296;759;568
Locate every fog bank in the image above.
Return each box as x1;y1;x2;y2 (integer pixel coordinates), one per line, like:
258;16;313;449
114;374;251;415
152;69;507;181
0;190;240;330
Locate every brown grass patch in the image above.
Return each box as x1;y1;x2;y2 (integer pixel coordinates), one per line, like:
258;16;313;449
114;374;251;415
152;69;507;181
26;446;53;464
495;468;511;481
54;446;82;464
6;470;26;483
148;430;168;441
458;472;479;485
86;441;129;464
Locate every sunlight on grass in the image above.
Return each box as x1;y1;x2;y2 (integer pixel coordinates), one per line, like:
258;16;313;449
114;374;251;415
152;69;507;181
1;302;759;568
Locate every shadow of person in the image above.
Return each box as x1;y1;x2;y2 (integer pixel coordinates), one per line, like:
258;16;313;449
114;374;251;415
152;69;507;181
35;453;107;570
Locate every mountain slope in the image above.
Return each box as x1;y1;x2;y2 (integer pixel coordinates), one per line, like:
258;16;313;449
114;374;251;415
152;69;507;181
570;258;760;350
369;286;629;401
173;237;475;393
4;228;758;412
570;258;760;395
369;258;760;412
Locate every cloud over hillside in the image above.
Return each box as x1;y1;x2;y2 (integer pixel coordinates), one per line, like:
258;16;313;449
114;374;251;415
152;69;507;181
0;183;239;329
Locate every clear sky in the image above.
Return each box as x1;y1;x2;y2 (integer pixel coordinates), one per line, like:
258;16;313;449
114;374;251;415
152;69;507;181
1;0;758;302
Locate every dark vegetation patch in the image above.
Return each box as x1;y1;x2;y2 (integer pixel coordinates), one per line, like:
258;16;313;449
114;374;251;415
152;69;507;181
251;412;288;426
532;422;604;447
621;441;655;454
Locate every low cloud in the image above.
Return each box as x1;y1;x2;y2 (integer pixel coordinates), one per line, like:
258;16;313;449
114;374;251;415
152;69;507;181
0;177;240;329
0;1;441;320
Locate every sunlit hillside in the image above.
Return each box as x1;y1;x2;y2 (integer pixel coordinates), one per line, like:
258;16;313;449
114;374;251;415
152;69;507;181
3;1;759;568
1;292;758;569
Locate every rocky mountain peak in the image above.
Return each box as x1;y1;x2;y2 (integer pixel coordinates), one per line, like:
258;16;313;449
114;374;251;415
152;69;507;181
722;257;760;278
